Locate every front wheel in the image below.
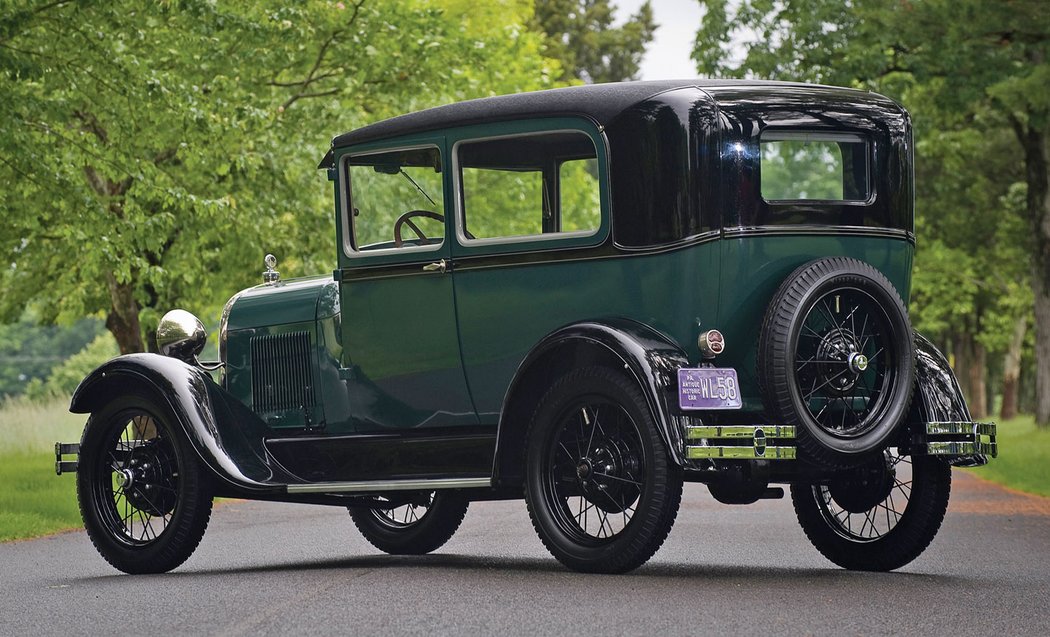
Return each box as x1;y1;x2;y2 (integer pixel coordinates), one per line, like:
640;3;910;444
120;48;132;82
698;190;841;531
524;367;683;574
349;491;469;555
77;393;213;574
791;450;951;571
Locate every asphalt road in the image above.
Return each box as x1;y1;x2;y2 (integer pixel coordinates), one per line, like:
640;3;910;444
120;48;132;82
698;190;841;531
1;471;1048;636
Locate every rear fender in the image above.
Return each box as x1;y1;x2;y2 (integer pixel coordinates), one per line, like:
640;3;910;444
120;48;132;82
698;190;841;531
493;319;690;488
70;353;291;493
908;334;995;465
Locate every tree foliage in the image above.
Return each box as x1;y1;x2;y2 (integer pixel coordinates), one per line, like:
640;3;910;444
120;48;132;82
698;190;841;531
531;0;655;83
693;0;1049;422
0;0;559;354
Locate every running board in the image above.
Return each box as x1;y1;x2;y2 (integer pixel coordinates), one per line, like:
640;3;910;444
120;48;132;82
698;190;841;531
286;477;492;494
684;425;797;460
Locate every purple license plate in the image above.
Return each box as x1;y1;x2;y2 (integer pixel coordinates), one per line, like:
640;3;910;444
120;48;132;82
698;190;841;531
678;368;742;410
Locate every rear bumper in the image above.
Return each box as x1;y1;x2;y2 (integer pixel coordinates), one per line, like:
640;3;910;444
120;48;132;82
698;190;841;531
922;421;997;467
684;425;797;460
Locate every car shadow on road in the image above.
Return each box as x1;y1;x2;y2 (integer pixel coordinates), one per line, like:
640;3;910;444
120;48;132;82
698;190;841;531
73;552;973;585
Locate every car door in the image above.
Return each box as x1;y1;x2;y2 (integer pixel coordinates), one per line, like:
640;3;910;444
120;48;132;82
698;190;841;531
334;137;479;435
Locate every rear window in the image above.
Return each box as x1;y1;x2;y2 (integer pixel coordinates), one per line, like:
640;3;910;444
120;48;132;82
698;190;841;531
760;132;869;203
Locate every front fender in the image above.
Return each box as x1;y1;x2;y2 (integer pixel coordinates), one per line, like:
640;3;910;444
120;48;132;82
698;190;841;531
493;318;690;487
71;353;293;493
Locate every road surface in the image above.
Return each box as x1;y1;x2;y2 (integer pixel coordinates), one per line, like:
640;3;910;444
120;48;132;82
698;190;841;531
1;471;1047;636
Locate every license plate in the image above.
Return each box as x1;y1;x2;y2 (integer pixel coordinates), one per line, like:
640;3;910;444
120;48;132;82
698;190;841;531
678;368;742;410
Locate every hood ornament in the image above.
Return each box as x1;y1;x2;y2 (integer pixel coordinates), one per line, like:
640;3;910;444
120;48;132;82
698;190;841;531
263;253;280;285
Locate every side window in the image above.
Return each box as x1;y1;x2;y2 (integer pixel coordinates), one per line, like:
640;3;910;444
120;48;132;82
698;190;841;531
344;147;444;251
457;131;600;242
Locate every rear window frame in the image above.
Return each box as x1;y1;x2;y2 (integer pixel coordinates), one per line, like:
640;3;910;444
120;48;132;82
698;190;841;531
758;130;875;207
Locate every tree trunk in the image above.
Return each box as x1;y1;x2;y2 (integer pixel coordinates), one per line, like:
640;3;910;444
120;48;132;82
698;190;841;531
105;273;144;354
1021;125;1050;427
1000;315;1027;421
966;335;988;420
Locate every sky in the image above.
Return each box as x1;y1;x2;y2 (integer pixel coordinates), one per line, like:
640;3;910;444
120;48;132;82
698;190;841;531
614;0;706;81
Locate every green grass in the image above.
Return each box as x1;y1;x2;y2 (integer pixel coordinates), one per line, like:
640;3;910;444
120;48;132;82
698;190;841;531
0;399;85;541
967;414;1050;498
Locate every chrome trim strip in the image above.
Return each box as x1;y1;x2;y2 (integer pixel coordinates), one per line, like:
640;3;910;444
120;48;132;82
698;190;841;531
722;225;914;243
686;425;796;439
286;477;492;494
926;421;997;437
927;441;998;457
686;446;797;460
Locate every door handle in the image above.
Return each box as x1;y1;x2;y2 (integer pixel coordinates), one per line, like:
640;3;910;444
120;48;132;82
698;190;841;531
423;259;448;274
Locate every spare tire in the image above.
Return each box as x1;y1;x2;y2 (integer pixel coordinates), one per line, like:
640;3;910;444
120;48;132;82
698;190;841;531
758;257;915;467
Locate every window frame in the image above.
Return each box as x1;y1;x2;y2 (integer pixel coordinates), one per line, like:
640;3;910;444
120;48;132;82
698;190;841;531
449;119;610;255
758;130;875;206
338;141;447;259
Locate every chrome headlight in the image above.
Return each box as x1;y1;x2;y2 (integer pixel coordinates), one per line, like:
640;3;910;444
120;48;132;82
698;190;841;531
156;309;207;363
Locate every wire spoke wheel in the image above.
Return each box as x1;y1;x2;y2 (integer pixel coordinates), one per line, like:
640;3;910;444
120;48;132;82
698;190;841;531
96;411;180;545
78;393;212;574
759;257;915;466
545;402;643;543
525;367;682;574
815;449;911;542
791;450;951;571
795;288;896;439
369;494;434;529
349;491;468;555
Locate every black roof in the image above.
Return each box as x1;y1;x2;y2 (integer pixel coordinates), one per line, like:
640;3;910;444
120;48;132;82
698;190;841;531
320;79;881;167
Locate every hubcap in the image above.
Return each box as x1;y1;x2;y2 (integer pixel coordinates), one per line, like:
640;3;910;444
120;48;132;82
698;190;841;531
115;468;135;489
849;352;869;374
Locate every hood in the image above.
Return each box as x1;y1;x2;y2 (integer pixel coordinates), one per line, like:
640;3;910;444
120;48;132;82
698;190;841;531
224;275;339;332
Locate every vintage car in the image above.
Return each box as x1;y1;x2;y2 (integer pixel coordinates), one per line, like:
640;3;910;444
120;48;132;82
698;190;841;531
57;80;997;575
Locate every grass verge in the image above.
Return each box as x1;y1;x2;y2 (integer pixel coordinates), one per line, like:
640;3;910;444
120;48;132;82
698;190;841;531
966;414;1050;498
0;398;85;541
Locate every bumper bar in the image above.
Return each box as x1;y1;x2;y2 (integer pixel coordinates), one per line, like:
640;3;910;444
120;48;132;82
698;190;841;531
685;425;797;460
923;421;997;463
55;442;80;475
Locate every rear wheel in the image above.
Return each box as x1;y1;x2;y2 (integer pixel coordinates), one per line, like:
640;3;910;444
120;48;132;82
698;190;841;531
791;450;951;571
349;492;468;555
77;394;213;574
524;367;682;574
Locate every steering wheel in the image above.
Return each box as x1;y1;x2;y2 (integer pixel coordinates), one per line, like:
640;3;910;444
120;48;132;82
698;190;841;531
393;210;444;248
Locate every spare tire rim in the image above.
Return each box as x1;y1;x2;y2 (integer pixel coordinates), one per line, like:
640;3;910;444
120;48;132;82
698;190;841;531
794;287;896;438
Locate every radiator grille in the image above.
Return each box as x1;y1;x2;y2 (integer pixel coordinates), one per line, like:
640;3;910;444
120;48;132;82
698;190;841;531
250;331;314;413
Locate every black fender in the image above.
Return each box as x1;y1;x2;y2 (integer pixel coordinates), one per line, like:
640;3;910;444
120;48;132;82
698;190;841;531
70;353;294;493
912;333;971;423
492;318;690;488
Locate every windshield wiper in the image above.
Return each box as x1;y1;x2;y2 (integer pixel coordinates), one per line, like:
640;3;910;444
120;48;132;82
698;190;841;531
400;169;437;207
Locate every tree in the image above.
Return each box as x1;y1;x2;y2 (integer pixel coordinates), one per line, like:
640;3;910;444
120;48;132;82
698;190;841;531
531;0;655;83
693;0;1050;425
0;0;559;354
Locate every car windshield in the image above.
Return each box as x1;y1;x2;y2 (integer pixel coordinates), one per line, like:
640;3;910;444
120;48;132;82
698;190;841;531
345;147;444;250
